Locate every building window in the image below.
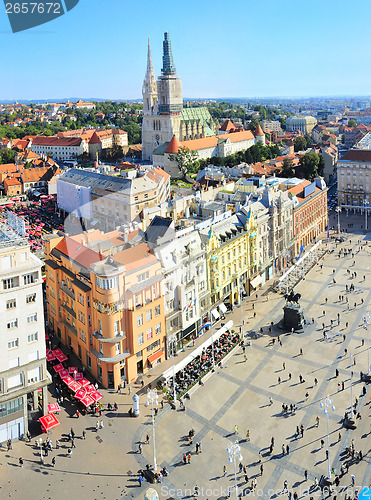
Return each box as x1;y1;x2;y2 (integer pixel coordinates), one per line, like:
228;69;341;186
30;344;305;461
115;342;120;355
137;314;143;327
138;333;144;346
99;342;103;354
114;321;119;336
146;309;152;322
24;273;37;285
8;339;19;349
99;320;103;335
96;276;118;290
98;366;102;380
86;353;91;369
155;305;161;316
146;328;153;340
3;277;18;290
27;313;37;324
7;319;18;329
6;299;16;309
155;323;161;335
26;293;36;304
28;332;38;343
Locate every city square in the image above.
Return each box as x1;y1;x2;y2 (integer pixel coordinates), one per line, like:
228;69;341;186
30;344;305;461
1;228;370;500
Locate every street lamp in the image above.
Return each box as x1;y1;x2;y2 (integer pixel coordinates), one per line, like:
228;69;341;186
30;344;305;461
363;313;370;374
146;388;158;471
364;200;368;232
349;353;354;419
168;333;177;403
319;396;335;479
226;440;243;500
73;369;77;382
335;207;341;236
38;437;43;464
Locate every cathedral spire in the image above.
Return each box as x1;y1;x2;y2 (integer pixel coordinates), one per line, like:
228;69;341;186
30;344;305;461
162;31;176;75
146;36;156;82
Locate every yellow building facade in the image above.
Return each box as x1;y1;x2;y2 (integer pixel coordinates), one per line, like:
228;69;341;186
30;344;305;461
201;211;258;306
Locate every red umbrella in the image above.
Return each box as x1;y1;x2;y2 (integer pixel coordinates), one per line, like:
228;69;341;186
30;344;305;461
59;369;69;379
47;403;60;414
53;348;63;356
53;363;64;372
85;384;95;394
80;394;95;408
75;388;87;400
46;352;55;362
79;378;90;387
68;367;78;374
69;381;81;393
90;391;103;402
55;353;68;362
74;373;83;381
63;375;74;386
39;413;60;432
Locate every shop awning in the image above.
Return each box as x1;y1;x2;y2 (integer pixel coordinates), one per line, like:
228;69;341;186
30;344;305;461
250;275;263;289
39;413;60;431
219;303;227;314
211;308;220;320
148;349;164;365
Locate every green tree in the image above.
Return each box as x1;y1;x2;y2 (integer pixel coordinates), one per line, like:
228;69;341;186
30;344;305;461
304;134;313;148
318;154;325;176
348;119;356;128
169;147;199;178
294;136;307;152
0;148;15;164
281;158;294;177
299;152;320;179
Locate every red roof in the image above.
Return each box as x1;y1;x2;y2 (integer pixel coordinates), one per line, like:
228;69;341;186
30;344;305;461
55;237;101;268
340;150;371;163
255;125;264;136
32;136;83;146
220;120;235;132
165;135;180;154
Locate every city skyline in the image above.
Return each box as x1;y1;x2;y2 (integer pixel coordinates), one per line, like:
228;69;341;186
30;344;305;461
0;0;370;100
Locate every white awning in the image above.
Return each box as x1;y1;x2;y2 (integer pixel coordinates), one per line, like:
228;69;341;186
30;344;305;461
219;303;227;314
211;308;220;320
250;275;263;289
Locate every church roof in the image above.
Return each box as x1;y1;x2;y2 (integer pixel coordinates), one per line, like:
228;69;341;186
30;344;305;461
165;135;180;154
220;120;235;132
255;125;265;136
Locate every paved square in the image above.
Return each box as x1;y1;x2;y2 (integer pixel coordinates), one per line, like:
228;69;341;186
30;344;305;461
1;232;370;500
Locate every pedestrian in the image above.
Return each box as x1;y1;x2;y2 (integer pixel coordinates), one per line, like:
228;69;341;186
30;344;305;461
338;432;341;442
283;362;286;370
75;410;80;418
19;457;23;468
195;442;199;454
260;464;263;475
286;444;289;455
282;444;285;456
342;381;345;390
305;392;309;400
100;419;104;429
246;429;250;441
96;421;99;432
321;439;324;448
278;376;281;384
316;416;320;427
183;454;187;465
223;465;227;476
336;369;339;377
244;473;249;483
283;480;288;492
234;425;238;435
82;430;86;440
304;470;308;481
258;451;263;463
289;373;292;380
146;434;149;444
244;354;247;362
117;384;121;394
26;430;31;442
52;456;56;467
351;474;355;486
68;448;72;458
300;348;303;355
269;397;273;405
56;439;60;449
138;443;142;454
138;476;143;487
71;438;75;449
326;450;329;459
187;452;191;464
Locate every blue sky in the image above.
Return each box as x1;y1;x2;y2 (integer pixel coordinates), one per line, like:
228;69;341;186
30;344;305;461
1;0;371;100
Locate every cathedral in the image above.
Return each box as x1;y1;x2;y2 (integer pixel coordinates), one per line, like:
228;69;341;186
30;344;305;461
142;32;218;162
142;33;265;178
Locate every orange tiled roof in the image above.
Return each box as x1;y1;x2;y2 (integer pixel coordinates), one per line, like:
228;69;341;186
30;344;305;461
165;135;180;154
55;236;101;268
4;176;22;187
146;166;170;184
114;243;157;272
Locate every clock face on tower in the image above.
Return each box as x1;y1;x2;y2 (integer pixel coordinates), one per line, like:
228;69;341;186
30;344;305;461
155;134;160;141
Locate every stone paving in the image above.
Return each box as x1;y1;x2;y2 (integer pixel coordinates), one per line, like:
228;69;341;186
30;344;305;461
0;228;371;500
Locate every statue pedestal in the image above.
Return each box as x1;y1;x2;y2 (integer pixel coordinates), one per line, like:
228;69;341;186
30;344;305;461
279;303;306;333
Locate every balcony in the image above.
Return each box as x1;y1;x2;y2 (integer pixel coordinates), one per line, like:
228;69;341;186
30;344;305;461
60;282;75;300
93;330;126;343
61;302;76;318
62;319;77;336
91;349;131;364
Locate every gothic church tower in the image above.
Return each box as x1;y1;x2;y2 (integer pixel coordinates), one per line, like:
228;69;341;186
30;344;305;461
142;32;183;162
